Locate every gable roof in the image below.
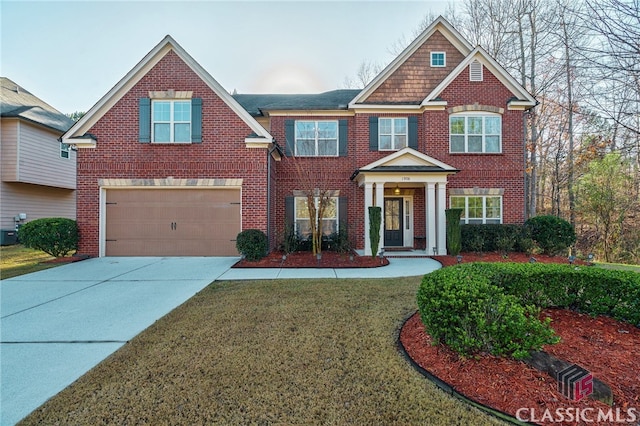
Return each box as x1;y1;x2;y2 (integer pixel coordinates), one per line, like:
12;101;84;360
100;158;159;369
63;35;272;145
349;16;473;107
0;77;75;133
421;46;536;108
233;90;360;116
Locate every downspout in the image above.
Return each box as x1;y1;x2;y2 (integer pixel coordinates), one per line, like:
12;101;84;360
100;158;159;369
267;144;277;251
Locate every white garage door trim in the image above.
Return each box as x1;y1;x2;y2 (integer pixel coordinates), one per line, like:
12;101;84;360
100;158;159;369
98;178;243;257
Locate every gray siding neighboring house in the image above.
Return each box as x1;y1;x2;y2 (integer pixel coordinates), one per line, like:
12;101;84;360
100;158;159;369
0;77;76;235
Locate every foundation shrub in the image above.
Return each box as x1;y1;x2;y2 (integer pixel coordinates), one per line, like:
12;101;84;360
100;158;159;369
18;218;78;257
236;229;268;261
461;224;528;253
524;215;576;255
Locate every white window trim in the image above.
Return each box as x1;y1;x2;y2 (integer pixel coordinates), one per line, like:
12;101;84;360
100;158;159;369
294;120;339;157
60;142;70;159
450;195;503;224
430;51;446;67
378;117;408;151
151;99;192;144
294;196;339;237
449;112;502;154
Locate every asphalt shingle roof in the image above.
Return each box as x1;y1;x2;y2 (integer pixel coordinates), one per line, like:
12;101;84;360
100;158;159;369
1;77;75;133
233;89;361;116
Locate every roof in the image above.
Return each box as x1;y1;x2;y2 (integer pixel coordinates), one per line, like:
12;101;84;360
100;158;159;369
63;35;273;145
233;89;360;116
0;77;75;133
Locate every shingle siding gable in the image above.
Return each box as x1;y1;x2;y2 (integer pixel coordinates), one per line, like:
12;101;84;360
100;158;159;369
362;30;466;104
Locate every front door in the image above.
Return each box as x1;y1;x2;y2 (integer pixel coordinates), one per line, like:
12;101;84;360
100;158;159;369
384;198;403;247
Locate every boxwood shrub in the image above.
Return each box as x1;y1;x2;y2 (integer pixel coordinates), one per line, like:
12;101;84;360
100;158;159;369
18;217;78;257
524;215;576;255
461;224;530;253
236;229;268;261
417;266;559;359
417;263;640;359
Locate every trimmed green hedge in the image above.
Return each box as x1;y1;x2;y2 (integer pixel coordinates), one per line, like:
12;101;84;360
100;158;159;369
461;224;532;254
18;218;78;257
236;229;268;261
417;263;640;359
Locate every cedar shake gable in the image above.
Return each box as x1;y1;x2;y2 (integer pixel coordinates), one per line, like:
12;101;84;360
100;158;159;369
350;16;473;107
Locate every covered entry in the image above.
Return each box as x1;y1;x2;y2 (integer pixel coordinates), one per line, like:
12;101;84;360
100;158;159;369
352;148;458;256
101;179;241;256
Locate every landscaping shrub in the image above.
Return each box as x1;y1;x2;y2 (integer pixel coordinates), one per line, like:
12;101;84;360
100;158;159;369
369;206;381;257
279;223;298;254
524;215;576;255
18;218;78;257
461;224;527;253
417;266;559;359
236;229;268;261
445;208;462;256
327;222;351;254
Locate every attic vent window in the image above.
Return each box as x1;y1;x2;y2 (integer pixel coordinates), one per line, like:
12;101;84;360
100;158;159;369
470;60;483;81
430;52;446;67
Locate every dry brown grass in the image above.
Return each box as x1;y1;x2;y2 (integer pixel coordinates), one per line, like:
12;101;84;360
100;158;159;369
21;278;505;425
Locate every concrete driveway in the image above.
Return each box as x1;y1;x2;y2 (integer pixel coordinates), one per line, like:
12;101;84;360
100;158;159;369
0;256;238;426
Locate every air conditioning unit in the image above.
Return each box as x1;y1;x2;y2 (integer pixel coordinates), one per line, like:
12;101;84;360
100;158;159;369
1;229;17;246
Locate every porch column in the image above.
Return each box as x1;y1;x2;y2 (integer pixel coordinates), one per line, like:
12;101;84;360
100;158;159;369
375;182;385;255
364;182;373;256
437;182;447;255
426;183;436;254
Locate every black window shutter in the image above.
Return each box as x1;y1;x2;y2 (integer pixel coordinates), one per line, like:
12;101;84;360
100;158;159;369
338;197;348;228
408;116;418;149
285;120;295;156
369;116;378;151
338;120;348;156
191;98;202;143
139;98;151;143
285;196;295;227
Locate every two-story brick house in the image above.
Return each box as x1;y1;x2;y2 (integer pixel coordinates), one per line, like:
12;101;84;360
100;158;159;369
63;17;535;257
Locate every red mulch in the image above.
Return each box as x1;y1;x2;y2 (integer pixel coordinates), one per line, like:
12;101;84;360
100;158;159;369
233;250;389;268
431;251;589;267
400;253;639;425
43;255;89;264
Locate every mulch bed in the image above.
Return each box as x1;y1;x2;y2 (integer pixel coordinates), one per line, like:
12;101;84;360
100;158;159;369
401;252;639;425
233;250;389;268
43;254;90;264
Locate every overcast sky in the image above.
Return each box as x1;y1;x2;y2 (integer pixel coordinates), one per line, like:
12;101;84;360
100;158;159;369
1;0;455;114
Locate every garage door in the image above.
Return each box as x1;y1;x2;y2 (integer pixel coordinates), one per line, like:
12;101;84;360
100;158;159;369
105;188;241;256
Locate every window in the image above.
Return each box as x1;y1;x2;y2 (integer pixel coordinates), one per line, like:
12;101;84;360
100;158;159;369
60;142;70;159
379;118;407;150
450;114;501;153
431;52;446;67
152;100;191;143
450;196;502;224
295;121;338;156
294;196;338;238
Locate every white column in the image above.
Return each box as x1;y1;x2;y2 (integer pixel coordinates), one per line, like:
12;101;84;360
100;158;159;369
426;183;436;255
364;182;373;256
375;182;385;255
437;182;447;255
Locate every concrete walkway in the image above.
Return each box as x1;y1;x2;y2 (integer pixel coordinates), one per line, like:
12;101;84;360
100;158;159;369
0;255;440;425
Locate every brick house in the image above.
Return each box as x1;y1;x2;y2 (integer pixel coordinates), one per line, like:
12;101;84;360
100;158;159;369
63;17;535;257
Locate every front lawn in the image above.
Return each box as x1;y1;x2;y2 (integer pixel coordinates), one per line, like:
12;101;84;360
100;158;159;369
20;277;502;425
0;244;57;279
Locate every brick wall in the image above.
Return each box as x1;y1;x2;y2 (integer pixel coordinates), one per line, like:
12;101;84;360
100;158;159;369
76;50;269;256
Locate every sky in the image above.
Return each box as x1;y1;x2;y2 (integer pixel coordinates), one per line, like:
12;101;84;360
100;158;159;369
1;0;456;114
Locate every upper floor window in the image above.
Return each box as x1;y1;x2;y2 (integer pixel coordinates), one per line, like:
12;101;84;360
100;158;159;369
60;142;70;159
379;118;407;150
295;121;338;156
450;195;502;224
450;113;501;153
152;100;191;143
431;52;446;67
